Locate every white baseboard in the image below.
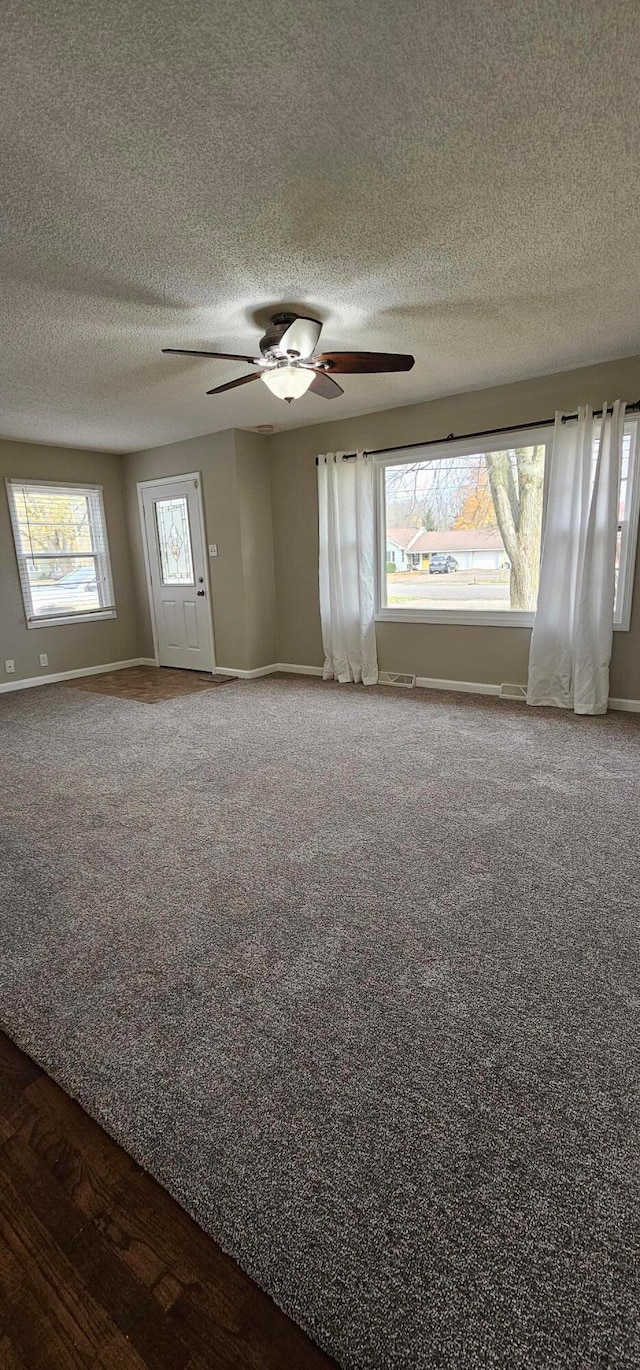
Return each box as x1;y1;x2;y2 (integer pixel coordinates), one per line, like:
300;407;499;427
274;662;325;676
4;655;637;714
214;664;278;679
416;676;640;712
0;658;320;692
415;675;501;696
0;657;155;694
215;663;325;679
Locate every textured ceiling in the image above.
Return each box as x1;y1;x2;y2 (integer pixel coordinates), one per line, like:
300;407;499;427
2;0;640;453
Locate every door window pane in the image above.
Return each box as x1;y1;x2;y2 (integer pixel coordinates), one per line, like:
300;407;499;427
154;497;194;585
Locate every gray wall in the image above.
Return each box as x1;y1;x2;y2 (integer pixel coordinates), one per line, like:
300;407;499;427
234;430;277;669
268;354;640;698
124;428;276;672
4;354;640;696
0;439;142;684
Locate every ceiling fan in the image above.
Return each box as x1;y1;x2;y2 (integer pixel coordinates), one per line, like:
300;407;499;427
162;312;414;404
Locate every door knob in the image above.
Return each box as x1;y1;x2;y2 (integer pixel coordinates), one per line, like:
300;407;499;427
197;590;205;596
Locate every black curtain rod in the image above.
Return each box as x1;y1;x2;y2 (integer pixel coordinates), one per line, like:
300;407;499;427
314;401;640;462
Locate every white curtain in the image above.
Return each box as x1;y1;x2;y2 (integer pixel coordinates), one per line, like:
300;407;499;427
527;401;625;714
317;452;379;685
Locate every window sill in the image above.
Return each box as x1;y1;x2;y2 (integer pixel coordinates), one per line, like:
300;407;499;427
27;610;117;630
376;611;630;631
375;609;535;629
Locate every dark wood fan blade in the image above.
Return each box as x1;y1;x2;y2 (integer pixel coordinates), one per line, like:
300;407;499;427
312;351;415;374
309;371;344;399
162;348;260;364
206;372;262;395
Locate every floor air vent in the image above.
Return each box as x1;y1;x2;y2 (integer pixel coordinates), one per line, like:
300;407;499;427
379;672;416;688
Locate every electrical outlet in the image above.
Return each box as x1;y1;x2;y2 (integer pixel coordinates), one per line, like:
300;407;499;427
39;653;48;667
5;660;15;673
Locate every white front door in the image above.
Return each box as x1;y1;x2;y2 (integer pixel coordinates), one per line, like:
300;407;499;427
140;476;214;672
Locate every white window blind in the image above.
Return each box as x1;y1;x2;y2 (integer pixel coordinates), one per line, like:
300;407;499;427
6;479;116;627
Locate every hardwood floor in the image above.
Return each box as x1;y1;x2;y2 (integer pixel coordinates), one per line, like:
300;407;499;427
0;1031;336;1370
61;666;236;704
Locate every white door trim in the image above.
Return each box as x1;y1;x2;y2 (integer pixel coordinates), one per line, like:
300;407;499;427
136;472;216;671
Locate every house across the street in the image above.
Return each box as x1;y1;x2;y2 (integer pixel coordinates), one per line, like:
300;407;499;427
386;526;507;571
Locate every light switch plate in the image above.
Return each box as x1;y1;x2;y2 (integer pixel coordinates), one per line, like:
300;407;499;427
208;544;218;557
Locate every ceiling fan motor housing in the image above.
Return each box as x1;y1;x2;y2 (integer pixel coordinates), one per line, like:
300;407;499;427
259;313;300;359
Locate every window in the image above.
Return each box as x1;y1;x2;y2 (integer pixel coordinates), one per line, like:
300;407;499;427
6;479;116;628
377;426;550;626
611;421;639;629
154;495;195;585
376;418;640;629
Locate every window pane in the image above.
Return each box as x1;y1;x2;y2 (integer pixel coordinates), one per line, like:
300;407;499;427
592;428;630;524
28;557;100;617
154;497;194;585
384;445;546;613
13;488;94;556
592;427;632;616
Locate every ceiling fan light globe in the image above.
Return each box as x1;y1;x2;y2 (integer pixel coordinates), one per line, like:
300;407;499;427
261;367;314;402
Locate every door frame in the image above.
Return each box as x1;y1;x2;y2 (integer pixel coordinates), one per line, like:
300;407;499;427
137;471;216;671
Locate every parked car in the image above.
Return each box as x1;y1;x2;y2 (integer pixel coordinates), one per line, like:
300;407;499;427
429;554;458;574
33;565;98;615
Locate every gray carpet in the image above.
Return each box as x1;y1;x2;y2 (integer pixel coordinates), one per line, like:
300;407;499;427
1;674;639;1369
